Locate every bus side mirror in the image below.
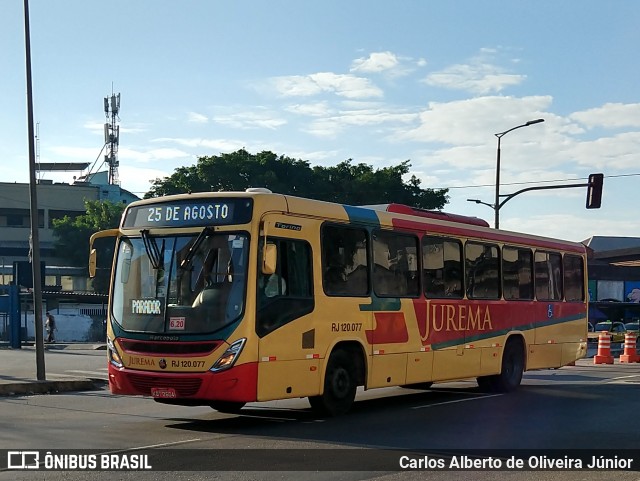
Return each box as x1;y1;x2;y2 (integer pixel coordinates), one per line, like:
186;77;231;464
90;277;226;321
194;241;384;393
262;244;277;275
89;249;97;278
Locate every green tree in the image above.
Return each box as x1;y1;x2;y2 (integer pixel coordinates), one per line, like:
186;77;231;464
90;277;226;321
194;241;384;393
52;199;125;293
147;149;448;209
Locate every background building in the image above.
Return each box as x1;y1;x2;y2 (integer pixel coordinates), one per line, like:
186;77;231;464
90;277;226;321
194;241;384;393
0;171;139;344
0;172;138;289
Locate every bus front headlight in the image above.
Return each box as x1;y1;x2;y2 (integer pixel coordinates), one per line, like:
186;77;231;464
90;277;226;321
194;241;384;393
210;338;246;372
107;337;123;368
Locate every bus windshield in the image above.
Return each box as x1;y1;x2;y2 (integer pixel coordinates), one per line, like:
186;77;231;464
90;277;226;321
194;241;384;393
111;231;249;334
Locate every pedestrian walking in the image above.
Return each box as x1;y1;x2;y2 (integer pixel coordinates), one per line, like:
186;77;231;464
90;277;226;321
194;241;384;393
45;312;56;343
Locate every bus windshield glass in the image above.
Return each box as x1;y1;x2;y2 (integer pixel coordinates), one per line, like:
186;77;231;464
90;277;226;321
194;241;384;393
111;232;249;334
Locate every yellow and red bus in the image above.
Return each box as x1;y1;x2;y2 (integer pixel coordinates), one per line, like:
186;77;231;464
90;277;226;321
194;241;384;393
89;189;588;416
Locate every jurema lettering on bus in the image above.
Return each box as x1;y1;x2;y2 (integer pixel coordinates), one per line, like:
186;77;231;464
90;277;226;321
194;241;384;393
122;198;253;228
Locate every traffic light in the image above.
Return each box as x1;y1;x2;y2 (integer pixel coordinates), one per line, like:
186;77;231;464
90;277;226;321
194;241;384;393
586;173;604;209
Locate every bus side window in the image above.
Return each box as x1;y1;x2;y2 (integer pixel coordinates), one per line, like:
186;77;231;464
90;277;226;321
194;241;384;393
321;224;368;296
371;230;419;298
423;236;463;299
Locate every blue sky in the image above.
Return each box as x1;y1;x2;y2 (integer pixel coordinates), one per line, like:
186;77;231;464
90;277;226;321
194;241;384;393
3;1;639;242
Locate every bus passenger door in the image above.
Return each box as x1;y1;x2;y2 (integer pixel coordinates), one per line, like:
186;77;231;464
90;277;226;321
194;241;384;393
255;216;319;401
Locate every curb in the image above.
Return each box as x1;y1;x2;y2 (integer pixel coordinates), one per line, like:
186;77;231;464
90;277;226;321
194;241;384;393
0;379;107;397
0;343;107;351
44;343;107;351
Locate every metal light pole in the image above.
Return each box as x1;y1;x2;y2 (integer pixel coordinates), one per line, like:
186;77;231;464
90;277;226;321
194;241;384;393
23;0;46;379
494;119;544;229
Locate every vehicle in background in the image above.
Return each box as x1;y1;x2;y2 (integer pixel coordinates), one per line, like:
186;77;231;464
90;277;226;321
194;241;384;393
587;321;626;344
624;321;639;340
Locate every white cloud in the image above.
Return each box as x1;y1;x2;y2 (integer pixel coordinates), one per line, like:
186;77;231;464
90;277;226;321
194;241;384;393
424;48;526;94
188;112;208;123
302;107;417;139
351;51;399;73
153;137;247;152
285;102;332;117
118;165;175;195
270;73;383;99
500;213;640;243
350;51;426;78
118;147;192;163
398;95;552;145
49;145;105;160
570;103;640;129
212;111;287;130
425;64;524;94
572;132;640;170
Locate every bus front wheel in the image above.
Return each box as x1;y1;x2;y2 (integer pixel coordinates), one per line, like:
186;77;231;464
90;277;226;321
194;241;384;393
308;350;357;416
476;338;524;393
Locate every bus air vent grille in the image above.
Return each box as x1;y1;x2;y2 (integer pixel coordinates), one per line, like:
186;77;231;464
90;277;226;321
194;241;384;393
126;374;203;397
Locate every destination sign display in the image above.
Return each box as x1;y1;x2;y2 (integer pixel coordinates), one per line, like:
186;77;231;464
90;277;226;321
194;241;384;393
122;198;253;228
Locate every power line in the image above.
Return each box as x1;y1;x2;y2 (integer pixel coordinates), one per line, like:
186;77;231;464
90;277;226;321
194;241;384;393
445;172;640;190
125;172;640;197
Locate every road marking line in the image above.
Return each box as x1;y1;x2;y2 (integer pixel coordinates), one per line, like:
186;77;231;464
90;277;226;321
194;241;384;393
128;439;203;450
412;393;503;409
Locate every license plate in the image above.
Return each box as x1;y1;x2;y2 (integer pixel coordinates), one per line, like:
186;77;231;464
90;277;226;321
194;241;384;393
151;387;176;398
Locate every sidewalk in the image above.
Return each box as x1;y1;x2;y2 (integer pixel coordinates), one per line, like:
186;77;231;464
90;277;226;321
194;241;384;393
0;343;106;397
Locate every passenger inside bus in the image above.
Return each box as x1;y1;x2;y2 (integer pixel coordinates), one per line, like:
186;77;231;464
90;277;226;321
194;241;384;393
373;236;407;296
260;272;287;298
191;252;231;313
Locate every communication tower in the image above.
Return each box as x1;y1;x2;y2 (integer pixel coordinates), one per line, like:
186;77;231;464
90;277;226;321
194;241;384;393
103;92;121;184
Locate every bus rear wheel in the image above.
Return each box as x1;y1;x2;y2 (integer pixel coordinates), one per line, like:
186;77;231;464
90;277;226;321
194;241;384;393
210;401;246;413
476;338;524;393
308;350;357;416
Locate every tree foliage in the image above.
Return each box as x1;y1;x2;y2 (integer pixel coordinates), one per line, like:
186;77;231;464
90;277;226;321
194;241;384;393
52;199;125;293
146;149;449;209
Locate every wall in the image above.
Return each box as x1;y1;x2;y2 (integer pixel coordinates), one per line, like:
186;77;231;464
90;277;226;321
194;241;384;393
18;304;106;343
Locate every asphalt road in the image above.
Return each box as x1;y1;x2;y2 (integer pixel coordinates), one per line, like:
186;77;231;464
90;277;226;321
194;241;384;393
1;350;639;481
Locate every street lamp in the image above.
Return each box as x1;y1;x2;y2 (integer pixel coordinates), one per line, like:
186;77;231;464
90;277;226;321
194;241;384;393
493;119;544;229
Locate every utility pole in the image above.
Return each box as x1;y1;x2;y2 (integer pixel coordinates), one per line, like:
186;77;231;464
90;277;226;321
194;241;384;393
23;0;45;379
104;91;121;185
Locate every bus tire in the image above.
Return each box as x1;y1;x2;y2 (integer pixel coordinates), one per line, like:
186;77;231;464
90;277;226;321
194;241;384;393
308;350;357;416
210;401;246;413
476;337;524;393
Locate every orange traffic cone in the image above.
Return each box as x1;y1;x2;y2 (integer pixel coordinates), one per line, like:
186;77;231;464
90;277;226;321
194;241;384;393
619;333;639;363
594;332;614;364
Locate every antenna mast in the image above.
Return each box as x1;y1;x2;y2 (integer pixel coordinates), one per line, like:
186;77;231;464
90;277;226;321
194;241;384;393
103;90;121;185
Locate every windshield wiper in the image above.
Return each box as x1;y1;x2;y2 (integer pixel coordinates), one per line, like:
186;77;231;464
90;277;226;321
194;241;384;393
140;229;164;270
179;227;212;271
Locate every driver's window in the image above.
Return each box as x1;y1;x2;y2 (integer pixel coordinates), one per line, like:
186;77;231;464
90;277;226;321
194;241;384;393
256;237;313;337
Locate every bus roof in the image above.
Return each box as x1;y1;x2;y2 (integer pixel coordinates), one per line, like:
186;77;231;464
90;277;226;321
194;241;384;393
124;190;586;254
364;203;490;227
